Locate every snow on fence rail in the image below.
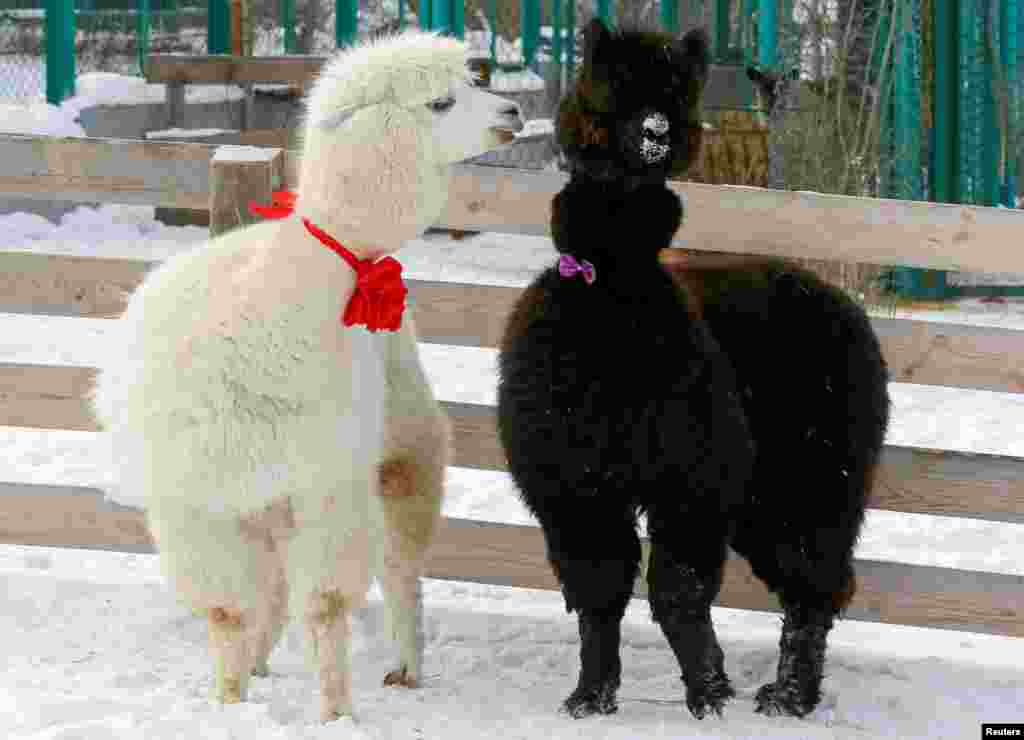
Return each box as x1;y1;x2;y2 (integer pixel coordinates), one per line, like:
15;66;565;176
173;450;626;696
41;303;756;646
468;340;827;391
0;133;1022;638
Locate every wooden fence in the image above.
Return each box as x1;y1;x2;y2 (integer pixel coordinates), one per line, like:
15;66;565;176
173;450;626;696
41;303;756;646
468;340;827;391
1;132;1023;638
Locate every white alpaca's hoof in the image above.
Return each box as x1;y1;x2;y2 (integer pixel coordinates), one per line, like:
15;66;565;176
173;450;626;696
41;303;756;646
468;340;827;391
321;705;353;723
383;666;419;688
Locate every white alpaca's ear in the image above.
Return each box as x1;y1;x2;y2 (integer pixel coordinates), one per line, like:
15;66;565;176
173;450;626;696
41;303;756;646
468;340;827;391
316;105;360;131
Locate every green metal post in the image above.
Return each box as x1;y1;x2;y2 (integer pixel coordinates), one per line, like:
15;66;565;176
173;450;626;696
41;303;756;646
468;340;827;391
522;0;539;69
552;0;563;77
45;0;75;104
432;0;451;34
740;0;755;61
398;0;406;30
420;0;432;29
893;0;921;200
714;0;729;60
758;0;775;69
453;0;463;38
282;0;296;52
336;0;357;47
431;0;463;38
960;0;982;204
891;0;945;300
1001;0;1017;205
933;0;958;203
596;0;612;27
981;0;1000;206
565;0;575;86
137;0;150;76
208;0;230;53
661;0;678;34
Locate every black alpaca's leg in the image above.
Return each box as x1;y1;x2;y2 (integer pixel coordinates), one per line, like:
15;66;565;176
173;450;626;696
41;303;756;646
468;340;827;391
734;491;863;718
542;504;640;718
646;509;733;719
754;594;842;717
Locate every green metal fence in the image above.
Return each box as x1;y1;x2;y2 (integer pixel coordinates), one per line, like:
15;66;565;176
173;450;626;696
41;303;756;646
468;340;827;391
69;0;204;76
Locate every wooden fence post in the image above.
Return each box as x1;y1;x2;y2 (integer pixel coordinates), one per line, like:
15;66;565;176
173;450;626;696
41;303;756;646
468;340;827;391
209;146;284;237
166;82;186;128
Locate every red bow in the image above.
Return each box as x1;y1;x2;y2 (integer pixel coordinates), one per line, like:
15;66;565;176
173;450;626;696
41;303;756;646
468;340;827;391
248;191;408;333
248;190;297;220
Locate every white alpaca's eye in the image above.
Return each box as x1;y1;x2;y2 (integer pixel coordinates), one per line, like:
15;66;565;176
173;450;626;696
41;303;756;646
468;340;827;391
427;96;456;113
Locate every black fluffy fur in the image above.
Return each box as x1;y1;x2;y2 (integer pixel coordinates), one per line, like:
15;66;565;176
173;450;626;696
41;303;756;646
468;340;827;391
497;19;891;721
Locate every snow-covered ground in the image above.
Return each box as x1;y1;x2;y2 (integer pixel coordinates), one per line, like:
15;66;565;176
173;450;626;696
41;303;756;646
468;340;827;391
1;91;1023;740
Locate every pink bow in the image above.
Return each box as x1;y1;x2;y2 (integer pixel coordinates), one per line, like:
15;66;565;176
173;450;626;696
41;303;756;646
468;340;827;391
558;254;596;285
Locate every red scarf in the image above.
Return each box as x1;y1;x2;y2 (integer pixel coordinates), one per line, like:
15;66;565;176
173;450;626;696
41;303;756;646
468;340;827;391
249;191;408;333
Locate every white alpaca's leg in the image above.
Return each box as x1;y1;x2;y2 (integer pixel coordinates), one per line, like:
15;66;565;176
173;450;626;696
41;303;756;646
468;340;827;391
208;607;251;703
380;554;425;688
377;453;445;688
248;549;288;677
306;590;353;722
241;501;292;678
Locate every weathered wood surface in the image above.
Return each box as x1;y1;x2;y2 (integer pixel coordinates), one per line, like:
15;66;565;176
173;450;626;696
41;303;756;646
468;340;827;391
438;163;1024;274
5;135;1024;273
2;362;1022;523
3;251;1023;394
0;135;212;210
208;146;283;236
0;482;1020;637
145;54;328;86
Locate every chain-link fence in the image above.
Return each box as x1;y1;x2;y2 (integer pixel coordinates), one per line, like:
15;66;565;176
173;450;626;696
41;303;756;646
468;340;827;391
0;4;45;102
76;0;207;77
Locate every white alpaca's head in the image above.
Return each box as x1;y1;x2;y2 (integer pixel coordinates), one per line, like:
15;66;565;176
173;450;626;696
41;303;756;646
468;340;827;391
297;31;522;254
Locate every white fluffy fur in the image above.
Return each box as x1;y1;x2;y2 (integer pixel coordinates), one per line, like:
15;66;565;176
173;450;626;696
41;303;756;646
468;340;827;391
90;30;520;721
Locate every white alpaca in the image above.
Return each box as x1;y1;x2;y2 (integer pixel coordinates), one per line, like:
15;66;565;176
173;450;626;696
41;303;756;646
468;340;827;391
90;30;521;721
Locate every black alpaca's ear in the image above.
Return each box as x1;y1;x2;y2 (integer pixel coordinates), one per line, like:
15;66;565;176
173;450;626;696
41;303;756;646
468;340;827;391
582;17;613;67
677;27;711;86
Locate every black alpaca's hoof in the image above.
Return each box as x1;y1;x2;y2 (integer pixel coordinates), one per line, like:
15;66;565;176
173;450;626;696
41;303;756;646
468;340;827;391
685;673;734;719
561;681;619;718
754;681;818;717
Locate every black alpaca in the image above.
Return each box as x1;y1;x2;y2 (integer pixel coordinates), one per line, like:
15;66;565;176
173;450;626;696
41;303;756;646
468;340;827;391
497;18;890;721
498;24;755;720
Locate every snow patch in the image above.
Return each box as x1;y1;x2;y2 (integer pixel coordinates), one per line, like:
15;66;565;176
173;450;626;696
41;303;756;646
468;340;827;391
517;118;554;138
72;72;246;107
490;68;546;92
0;102;86;137
145;128;239;140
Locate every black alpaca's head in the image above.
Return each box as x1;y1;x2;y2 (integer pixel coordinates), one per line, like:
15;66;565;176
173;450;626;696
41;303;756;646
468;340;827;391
556;18;710;184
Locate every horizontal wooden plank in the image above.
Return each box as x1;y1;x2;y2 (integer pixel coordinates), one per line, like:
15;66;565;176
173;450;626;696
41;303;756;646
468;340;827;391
1;362;1023;524
145;54;328;86
439;163;1024;274
429;517;1024;638
0;135;212;210
874;317;1024;393
4;135;1024;273
0;251;155;319
0;482;1020;637
0;481;153;553
3;250;1024;394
